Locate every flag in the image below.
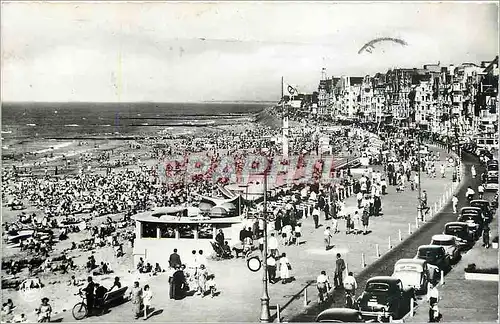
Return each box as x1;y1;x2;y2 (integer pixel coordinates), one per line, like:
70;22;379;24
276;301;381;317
283;78;299;97
287;85;298;96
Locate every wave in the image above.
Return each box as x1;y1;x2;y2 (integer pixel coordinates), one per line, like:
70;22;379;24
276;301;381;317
26;124;36;127
34;142;73;154
64;124;80;127
2;130;12;134
101;124;111;127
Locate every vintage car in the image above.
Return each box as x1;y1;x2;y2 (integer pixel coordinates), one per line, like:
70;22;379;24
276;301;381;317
415;245;451;273
444;222;475;250
458;207;484;239
316;308;364;323
470;200;493;223
391;259;431;295
430;234;461;264
357;276;415;321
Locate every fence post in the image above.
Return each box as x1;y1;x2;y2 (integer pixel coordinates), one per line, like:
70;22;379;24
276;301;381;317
304;287;308;307
408;223;412;235
440;270;444;285
434;202;438;214
415;216;419;229
361;253;366;268
277;304;281;323
410;297;414;317
399;229;402;242
376;244;380;258
388;236;391;249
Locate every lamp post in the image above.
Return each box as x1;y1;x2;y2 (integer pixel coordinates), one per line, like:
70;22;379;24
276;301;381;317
414;122;423;221
258;171;271;322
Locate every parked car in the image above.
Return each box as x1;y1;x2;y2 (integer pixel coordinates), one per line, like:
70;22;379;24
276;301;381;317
357;276;415;321
444;222;475;250
458;207;484;239
391;259;430;295
415;245;451;273
470;200;493;223
430;234;461;264
316;308;364;322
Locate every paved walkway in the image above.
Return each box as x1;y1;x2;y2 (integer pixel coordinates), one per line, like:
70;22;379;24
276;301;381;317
48;145;456;322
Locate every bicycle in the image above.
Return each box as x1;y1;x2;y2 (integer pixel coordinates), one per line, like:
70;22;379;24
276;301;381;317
72;292;89;320
72;291;106;320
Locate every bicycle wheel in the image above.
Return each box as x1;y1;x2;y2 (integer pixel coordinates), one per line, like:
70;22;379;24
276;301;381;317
72;302;88;320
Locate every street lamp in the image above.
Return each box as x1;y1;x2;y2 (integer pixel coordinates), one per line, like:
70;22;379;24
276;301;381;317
413;122;423;221
256;171;271;322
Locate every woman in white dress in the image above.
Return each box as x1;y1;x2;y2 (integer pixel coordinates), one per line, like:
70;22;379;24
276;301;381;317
279;253;291;284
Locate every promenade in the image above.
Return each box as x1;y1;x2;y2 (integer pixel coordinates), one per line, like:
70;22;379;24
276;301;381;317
47;144;457;323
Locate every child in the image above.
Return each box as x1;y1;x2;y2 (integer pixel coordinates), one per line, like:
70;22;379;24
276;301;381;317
143;284;152;319
206;274;217;298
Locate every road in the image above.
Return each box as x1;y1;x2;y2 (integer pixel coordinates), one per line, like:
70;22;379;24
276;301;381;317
291;151;491;322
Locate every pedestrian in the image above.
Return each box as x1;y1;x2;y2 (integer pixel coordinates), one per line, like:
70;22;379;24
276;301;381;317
324;226;332;250
353;211;361;235
440;164;445;178
129;281;143;320
268;233;278;257
345;214;352;235
35;298;52;323
279;253;292;284
312;205;320;229
343;272;357;296
356;191;363;208
427;283;439;306
143;284;152;319
465;186;475;202
429;302;442;322
316;270;331;303
478;184;485;199
294;224;302;246
471;165;476;178
82;276;95;317
334;253;346;289
331;217;339;234
168;248;182;269
197;264;208;296
362;208;369;235
483;225;490;248
267;255;277;284
452;195;459;213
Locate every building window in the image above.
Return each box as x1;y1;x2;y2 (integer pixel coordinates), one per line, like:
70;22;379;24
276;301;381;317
142;222;157;238
198;224;214;239
158;224;176;238
178;224;196;239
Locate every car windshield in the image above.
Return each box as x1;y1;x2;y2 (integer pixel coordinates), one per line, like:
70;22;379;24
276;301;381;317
418;249;438;259
445;227;466;237
366;283;390;292
432;239;453;246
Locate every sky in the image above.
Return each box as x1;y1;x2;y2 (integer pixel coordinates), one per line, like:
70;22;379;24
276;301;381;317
1;1;498;103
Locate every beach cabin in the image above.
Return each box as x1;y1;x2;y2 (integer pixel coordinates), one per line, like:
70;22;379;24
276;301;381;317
133;203;244;269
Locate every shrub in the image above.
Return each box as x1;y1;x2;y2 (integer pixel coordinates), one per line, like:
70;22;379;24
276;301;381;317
464;263;498;274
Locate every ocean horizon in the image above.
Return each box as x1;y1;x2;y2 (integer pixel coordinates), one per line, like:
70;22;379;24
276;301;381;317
1;101;271;140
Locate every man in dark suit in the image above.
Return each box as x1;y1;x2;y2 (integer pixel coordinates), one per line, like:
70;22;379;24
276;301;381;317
168;249;182;269
82;276;95;316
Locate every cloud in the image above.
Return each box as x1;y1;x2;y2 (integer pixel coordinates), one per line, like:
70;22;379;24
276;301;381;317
1;2;498;102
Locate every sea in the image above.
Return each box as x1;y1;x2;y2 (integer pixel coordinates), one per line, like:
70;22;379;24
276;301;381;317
1;102;269;140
